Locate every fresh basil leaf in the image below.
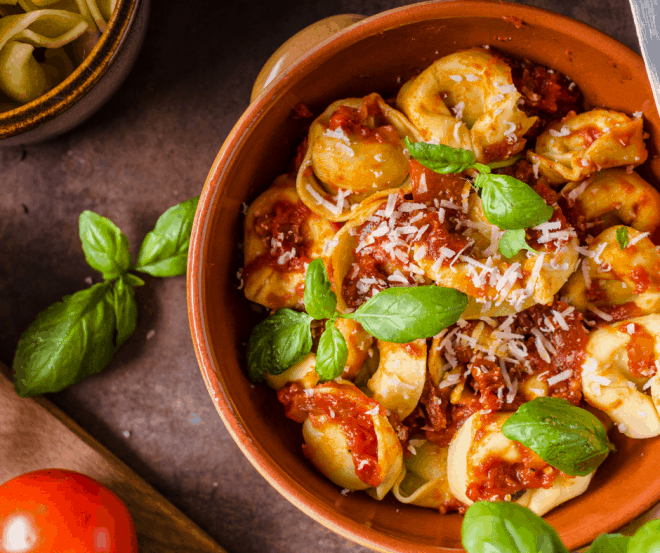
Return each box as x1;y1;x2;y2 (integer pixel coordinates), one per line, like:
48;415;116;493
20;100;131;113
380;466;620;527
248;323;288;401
616;226;629;250
13;282;117;397
304;258;337;320
345;286;468;343
472;162;491;174
247;308;313;381
585;534;630;553
502;397;615;476
499;229;536;258
462;502;569;553
629;520;660;553
79;211;131;280
113;276;138;348
134;196;199;277
315;325;348;380
405;137;476;174
125;273;145;287
477;173;554;230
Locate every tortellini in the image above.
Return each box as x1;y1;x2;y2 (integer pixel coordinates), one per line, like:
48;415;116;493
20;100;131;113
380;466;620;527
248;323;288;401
582;315;660;438
300;381;403;498
396;48;537;162
562;226;660;316
243;173;337;310
392;441;453;508
265;353;319;391
297;93;421;221
563;169;660;235
528;110;648;185
0;9;86;102
447;412;594;516
367;339;426;419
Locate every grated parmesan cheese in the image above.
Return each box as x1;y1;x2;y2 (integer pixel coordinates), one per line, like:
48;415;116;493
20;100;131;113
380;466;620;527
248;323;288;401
547;370;572;386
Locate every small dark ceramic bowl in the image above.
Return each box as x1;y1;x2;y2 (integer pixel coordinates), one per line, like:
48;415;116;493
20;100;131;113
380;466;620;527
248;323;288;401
188;2;660;551
0;0;149;147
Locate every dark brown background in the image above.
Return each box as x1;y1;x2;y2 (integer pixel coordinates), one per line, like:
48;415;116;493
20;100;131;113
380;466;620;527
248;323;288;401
0;1;641;551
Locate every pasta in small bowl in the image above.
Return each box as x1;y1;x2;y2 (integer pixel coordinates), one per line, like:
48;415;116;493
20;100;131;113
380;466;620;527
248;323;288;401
0;0;148;146
188;2;660;551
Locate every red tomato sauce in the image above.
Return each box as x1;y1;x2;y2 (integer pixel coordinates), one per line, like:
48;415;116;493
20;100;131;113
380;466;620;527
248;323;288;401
278;382;385;487
327;96;400;147
243;199;312;283
620;322;657;378
466;443;560;502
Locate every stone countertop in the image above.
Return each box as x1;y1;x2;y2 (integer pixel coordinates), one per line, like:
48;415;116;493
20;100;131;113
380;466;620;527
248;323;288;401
0;1;641;552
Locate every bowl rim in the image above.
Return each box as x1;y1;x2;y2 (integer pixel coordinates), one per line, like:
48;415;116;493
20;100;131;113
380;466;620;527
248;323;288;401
0;0;140;140
188;2;652;551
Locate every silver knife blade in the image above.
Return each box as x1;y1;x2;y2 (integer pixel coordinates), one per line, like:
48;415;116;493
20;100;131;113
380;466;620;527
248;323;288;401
629;0;660;112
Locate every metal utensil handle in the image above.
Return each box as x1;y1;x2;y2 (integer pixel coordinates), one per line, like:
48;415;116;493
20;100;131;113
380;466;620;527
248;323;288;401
629;0;660;111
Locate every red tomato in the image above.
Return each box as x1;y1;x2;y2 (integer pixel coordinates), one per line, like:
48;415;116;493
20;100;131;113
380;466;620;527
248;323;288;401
0;469;138;553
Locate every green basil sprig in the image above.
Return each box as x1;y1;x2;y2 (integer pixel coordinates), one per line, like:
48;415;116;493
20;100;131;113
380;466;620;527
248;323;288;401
247;258;468;382
616;226;629;250
501;397;615;476
499;229;537;259
462;502;569;553
13;197;199;397
462;502;659;553
405;139;554;258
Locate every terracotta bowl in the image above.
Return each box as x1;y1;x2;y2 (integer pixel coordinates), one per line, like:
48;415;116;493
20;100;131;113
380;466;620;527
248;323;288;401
188;1;660;551
0;0;149;147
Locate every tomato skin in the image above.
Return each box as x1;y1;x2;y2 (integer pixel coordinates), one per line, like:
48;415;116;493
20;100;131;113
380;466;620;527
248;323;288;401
0;469;138;553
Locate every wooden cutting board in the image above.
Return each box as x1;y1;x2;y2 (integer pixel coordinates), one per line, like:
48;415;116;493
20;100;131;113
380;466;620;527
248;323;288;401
0;362;227;553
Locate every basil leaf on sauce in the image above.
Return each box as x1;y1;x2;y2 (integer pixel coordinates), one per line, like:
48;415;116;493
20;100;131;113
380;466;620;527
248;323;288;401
462;502;569;553
501;397;615;476
476;173;554;230
79;211;131;280
315;324;348;381
586;534;630;553
616;226;629;250
405;137;476;174
628;519;660;553
499;228;537;258
13;282;117;397
304;258;338;320
345;285;468;343
247;308;313;381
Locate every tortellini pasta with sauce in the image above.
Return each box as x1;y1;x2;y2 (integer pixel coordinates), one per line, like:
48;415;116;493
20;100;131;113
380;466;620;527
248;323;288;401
528;110;647;185
396;48;537;162
243;173;338;310
447;412;594;516
240;45;660;517
297;92;421;221
582;315;660;439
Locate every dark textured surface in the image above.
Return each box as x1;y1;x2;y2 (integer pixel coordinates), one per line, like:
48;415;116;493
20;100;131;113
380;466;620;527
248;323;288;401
0;1;639;552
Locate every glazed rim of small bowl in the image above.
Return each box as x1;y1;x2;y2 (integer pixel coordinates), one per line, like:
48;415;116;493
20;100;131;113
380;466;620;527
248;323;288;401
0;0;139;140
189;1;660;551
